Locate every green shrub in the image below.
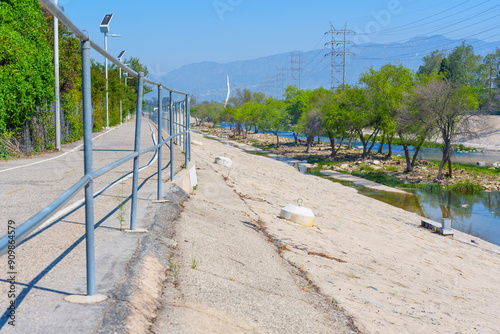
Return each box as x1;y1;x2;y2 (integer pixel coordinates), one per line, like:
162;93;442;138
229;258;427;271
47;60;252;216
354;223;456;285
446;181;482;194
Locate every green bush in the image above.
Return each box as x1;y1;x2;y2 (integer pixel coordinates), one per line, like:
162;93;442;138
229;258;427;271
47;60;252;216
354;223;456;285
360;166;374;172
446;181;482;194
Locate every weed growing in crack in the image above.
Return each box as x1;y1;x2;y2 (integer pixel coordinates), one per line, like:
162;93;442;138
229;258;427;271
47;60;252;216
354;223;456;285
116;181;127;231
191;242;198;269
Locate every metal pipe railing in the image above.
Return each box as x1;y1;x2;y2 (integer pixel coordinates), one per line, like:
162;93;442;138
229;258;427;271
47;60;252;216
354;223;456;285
0;0;193;302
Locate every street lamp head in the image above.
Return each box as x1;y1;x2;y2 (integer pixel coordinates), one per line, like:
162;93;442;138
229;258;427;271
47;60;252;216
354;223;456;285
100;14;113;33
108;34;121;37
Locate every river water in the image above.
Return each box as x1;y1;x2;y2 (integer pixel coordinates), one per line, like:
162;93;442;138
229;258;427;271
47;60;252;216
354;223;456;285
251;128;500;166
357;187;500;247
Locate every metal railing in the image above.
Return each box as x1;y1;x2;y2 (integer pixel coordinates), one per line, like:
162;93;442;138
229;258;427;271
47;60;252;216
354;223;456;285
0;0;191;299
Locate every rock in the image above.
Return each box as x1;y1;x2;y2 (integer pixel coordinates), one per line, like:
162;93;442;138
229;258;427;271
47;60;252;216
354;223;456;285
372;160;381;165
340;164;349;169
493;162;500;168
477;161;486;167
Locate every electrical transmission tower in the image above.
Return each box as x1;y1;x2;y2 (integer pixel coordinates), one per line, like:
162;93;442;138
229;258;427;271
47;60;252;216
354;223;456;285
275;68;286;99
290;52;304;89
325;22;355;91
263;76;275;98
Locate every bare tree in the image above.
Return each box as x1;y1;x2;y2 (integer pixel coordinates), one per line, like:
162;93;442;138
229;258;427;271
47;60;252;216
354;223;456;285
411;79;479;180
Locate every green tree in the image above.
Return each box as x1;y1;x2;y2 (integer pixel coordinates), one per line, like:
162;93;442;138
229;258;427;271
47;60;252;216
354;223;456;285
445;42;483;88
284;86;308;145
321;90;351;157
258;97;287;147
125;57;153;96
297;88;329;153
417;50;446;77
360;64;414;157
0;0;54;133
340;86;374;159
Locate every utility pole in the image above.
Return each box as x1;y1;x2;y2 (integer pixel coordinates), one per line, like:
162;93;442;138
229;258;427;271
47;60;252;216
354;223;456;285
290;52;304;89
325;22;355;91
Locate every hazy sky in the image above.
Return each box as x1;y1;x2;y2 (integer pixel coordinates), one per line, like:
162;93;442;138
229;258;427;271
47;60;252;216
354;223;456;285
55;0;500;77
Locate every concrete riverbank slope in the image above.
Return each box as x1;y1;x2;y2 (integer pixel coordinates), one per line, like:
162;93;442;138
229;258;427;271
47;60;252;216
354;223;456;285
161;132;500;333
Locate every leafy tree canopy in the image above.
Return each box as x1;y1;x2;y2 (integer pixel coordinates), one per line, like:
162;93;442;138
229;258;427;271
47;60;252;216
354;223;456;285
0;0;54;133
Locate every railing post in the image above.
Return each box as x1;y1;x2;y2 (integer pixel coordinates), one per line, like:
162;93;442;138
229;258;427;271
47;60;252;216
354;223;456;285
130;72;144;231
157;86;162;200
169;91;174;181
184;97;188;169
81;39;96;297
65;38;107;304
187;95;191;162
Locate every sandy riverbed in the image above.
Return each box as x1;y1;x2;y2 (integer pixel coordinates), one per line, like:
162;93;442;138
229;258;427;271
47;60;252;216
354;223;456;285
193;131;500;334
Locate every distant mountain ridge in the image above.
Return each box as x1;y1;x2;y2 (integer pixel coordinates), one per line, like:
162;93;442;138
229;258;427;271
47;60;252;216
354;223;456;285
151;35;499;102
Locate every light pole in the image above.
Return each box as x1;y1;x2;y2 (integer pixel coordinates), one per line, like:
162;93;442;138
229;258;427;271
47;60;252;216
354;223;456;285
117;50;126;124
54;0;60;150
100;14;121;129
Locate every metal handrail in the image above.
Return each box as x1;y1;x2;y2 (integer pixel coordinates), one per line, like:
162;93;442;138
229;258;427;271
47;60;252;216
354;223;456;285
0;0;192;301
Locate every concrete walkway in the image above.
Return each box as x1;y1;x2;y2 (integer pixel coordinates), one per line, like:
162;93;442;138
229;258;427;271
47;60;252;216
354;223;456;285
151;139;358;333
0;117;186;333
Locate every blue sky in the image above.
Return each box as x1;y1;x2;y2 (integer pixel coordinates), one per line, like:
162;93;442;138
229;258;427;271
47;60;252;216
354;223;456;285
55;0;500;77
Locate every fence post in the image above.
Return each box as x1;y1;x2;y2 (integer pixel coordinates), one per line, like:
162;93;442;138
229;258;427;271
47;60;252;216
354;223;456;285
184;97;188;169
80;39;97;297
170;91;174;181
187;95;191;162
130;72;144;231
64;38;106;304
157;86;162;200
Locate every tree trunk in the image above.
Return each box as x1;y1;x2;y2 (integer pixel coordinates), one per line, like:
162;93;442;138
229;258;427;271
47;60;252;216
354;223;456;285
328;134;336;157
306;135;313;153
377;133;385;154
386;137;393;158
358;131;368;159
366;129;380;156
348;133;354;150
437;157;447;180
411;140;424;168
447;157;453;178
293;132;299;146
317;136;321;144
276;132;280;148
402;143;413;173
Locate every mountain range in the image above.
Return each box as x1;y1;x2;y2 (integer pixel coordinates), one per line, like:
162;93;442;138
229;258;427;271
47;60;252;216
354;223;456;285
149;35;499;102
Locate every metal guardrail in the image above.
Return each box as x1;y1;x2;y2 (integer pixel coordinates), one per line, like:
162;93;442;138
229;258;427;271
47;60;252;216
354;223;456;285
0;0;191;300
